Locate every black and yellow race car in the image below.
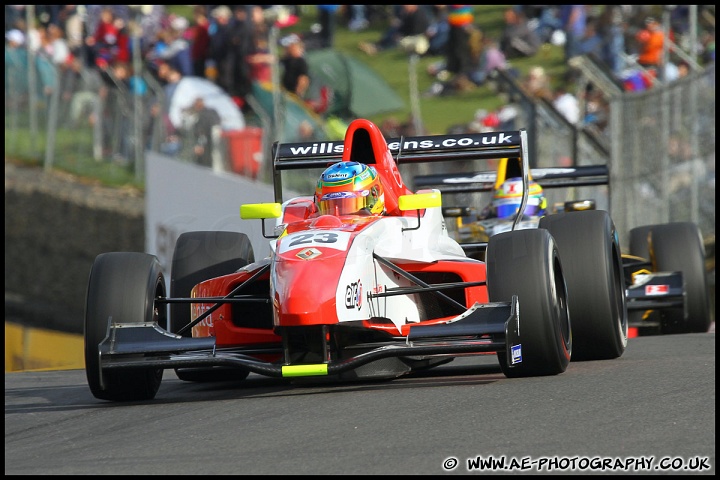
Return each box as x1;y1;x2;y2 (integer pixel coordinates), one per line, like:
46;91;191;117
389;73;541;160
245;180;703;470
414;157;712;336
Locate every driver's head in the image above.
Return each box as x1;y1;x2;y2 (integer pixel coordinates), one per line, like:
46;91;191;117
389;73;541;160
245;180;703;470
315;161;385;216
492;177;546;219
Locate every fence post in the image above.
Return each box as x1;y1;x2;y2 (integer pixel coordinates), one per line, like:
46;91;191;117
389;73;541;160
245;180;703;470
44;64;61;171
131;11;144;181
408;53;423;134
26;5;39;158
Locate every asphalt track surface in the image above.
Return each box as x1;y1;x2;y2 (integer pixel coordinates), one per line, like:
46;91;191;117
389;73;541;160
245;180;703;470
5;331;715;475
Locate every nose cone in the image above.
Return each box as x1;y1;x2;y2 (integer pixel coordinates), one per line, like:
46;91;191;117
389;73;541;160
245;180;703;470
272;249;347;326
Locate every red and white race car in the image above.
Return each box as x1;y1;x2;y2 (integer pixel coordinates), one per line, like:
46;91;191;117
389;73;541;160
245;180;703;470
84;119;627;402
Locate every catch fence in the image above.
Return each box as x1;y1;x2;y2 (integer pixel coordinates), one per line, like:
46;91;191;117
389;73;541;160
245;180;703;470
5;46;715;249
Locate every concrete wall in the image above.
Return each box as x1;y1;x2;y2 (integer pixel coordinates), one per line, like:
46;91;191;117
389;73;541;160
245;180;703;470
5;153;283;336
4;154;281;372
5;160;145;334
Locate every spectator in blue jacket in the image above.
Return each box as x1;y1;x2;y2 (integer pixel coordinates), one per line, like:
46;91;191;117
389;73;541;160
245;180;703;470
317;5;340;49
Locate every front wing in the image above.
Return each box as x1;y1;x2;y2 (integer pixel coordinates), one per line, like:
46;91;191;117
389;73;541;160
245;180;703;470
624;268;685;329
95;298;521;379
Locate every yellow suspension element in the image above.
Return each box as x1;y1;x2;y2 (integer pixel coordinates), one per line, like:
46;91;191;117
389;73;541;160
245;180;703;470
281;364;329;377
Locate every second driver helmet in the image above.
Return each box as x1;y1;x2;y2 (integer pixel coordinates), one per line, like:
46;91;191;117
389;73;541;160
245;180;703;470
492;177;547;219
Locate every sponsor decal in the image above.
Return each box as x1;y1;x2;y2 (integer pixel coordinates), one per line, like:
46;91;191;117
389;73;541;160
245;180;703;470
296;247;322;260
282;133;518;158
325;172;349;179
278;230;350;253
645;285;669;295
345;279;363;310
511;344;522;364
530;167;577;178
196;316;213;328
387;132;516;151
504;181;521;194
323;191;360;199
288;142;344;156
193;303;214;328
444;172;496;184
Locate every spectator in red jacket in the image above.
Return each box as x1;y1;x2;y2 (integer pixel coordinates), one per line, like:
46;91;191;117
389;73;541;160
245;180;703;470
190;6;211;78
87;7;119;67
112;17;131;64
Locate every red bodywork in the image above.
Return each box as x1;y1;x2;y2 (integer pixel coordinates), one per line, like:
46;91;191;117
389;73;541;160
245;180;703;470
191;217;489;346
85;119;543;402
189;118;490;347
340;119;415;217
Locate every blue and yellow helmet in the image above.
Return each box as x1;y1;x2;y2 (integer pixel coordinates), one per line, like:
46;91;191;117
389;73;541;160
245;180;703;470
492;177;546;219
315;161;385;216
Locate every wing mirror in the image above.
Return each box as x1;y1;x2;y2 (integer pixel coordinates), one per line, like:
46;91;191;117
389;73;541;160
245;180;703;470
240;203;282;238
398;192;442;231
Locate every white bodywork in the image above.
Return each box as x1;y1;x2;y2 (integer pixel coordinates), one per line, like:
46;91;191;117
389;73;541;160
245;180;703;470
334;203;468;331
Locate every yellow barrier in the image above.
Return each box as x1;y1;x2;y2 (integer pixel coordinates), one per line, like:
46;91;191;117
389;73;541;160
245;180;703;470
5;322;84;372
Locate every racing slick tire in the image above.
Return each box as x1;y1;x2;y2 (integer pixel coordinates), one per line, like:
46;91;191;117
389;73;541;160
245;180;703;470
486;228;571;377
170;231;254;382
650;222;711;334
539;210;628;361
84;252;166;401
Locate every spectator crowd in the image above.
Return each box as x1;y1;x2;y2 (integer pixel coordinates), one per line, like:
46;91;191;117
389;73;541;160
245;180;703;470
4;5;716;166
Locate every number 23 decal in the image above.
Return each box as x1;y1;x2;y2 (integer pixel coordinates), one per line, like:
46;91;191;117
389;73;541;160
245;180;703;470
289;232;338;246
278;230;350;253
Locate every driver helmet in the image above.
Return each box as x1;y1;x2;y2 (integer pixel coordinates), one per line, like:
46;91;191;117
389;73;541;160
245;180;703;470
315;161;385;216
492;177;546;219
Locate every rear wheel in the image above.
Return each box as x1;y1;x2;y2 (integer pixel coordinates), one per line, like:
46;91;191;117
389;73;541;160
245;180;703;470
170;231;255;382
540;210;627;360
486;229;571;377
84;253;165;401
651;223;711;333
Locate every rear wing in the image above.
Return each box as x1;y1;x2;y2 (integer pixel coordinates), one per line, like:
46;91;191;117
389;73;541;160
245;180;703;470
413;164;610;194
272;130;526;169
271;129;533;232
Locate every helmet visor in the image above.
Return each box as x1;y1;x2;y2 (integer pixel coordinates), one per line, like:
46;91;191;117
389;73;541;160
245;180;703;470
318;191;374;216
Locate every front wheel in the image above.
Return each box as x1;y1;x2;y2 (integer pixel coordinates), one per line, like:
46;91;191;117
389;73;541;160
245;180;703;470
84;252;165;401
486;228;571;377
170;231;254;382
